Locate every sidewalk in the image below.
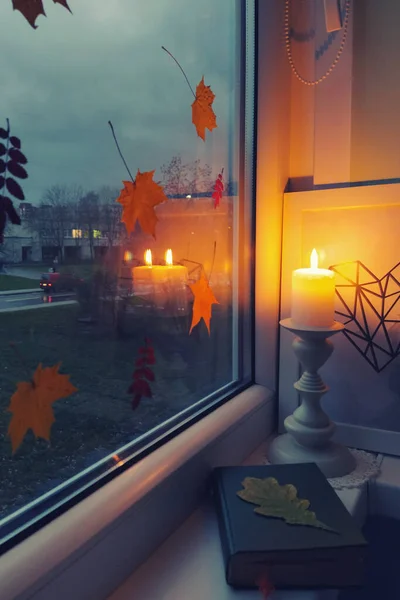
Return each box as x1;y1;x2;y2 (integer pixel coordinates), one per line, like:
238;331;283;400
0;288;38;296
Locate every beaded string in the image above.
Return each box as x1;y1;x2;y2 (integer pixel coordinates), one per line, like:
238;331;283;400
284;0;352;86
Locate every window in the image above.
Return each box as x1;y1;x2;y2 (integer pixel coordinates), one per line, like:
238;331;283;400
0;0;254;552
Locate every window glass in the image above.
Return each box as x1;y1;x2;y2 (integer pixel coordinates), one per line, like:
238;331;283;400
0;0;253;543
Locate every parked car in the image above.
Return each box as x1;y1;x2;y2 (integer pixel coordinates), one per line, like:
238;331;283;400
39;272;82;293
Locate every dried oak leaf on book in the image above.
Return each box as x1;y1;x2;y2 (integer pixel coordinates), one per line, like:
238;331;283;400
237;477;336;532
192;77;217;141
188;273;219;335
7;362;78;454
12;0;71;29
116;170;168;238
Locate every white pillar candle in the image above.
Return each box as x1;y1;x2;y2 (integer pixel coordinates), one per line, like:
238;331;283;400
291;249;335;328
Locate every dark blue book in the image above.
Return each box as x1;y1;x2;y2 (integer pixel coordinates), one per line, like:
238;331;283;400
212;463;367;590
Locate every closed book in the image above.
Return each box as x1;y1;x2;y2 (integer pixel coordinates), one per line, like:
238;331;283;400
212;463;367;590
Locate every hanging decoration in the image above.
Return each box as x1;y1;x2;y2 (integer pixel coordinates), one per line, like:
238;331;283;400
12;0;72;29
7;361;78;454
0;118;26;243
189;271;219;335
212;168;224;209
162;46;217;141
128;338;156;410
109;121;168;239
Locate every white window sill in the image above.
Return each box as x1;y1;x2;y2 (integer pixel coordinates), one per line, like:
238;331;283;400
109;442;368;600
0;384;274;600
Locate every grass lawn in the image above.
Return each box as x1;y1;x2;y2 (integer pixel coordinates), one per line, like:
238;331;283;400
0;275;37;291
0;301;232;521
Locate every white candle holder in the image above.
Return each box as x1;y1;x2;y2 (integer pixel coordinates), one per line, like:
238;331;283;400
268;318;356;478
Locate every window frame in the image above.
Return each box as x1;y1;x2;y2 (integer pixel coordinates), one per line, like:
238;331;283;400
0;0;258;559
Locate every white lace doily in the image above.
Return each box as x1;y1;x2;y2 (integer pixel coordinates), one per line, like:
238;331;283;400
263;449;382;490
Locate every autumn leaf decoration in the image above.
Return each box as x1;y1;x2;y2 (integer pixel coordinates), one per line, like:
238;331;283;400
128;338;156;410
258;575;275;599
0;118;25;243
237;477;336;532
12;0;72;29
7;362;77;454
109;122;168;238
189;272;219;335
162;46;217;141
212;168;224;209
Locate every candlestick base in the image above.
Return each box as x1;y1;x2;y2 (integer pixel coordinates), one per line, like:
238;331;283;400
268;318;356;478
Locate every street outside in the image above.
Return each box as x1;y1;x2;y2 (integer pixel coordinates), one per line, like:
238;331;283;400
0;266;77;312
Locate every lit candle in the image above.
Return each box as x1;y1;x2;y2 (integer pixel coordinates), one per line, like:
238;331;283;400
132;249;188;313
291;248;335;327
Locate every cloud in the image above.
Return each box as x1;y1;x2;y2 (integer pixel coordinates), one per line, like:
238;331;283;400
0;0;239;202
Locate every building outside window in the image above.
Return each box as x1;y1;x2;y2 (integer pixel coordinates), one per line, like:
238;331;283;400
0;0;254;554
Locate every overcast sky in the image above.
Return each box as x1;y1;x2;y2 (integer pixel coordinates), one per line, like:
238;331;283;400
0;0;239;203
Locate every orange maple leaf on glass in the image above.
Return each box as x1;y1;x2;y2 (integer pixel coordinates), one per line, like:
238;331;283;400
116;170;168;238
189;273;219;335
7;362;78;454
12;0;72;29
192;77;218;141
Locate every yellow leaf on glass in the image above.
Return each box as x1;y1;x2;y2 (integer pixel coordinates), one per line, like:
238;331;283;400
192;77;217;141
116;170;168;238
7;362;78;454
189;273;219;335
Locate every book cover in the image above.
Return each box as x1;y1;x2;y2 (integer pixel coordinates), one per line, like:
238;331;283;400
212;463;367;589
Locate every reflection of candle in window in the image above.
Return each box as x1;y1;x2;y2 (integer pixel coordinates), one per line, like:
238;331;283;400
132;249;154;296
291;248;335;327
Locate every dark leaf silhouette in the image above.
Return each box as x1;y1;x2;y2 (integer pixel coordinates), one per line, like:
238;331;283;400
128;339;156;410
9;136;21;149
12;0;72;29
9;148;27;165
0;196;21;243
6;178;24;200
0;118;26;241
7;161;28;180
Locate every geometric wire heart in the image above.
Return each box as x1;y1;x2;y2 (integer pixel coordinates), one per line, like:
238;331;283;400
329;261;400;373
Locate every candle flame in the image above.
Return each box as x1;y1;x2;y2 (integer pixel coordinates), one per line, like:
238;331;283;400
165;248;173;266
124;250;132;262
310;248;319;270
144;249;152;266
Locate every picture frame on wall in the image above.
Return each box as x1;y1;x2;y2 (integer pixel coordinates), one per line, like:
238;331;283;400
279;182;400;456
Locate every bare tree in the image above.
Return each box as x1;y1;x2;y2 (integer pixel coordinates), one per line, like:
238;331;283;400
160;155;213;196
97;186;123;248
26;184;84;262
79;191;100;261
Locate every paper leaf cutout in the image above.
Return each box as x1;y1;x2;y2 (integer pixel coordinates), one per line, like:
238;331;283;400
192;77;217;141
212;168;224;209
189;273;219;335
116;170;168;238
237;477;336;532
12;0;71;29
7;362;78;454
128;338;156;410
258;575;275;599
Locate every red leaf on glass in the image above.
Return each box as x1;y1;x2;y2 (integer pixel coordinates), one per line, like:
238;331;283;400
128;339;156;411
12;0;71;29
212;168;224;209
258;575;275;599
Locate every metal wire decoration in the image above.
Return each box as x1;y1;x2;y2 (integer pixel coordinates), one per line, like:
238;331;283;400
329;261;400;373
